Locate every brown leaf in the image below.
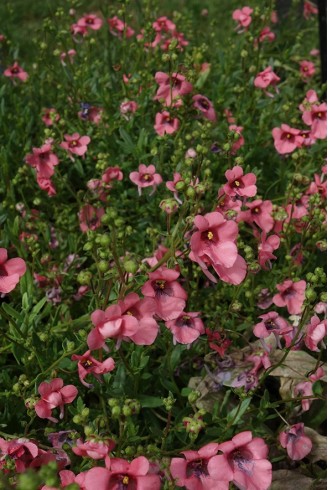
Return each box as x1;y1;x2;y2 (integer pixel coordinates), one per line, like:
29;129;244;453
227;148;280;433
269;350;327;381
304;427;327;462
271;470;321;490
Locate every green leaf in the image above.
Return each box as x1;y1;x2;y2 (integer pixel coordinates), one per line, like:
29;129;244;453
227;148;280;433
1;303;22;321
138;395;163;408
226;398;251;426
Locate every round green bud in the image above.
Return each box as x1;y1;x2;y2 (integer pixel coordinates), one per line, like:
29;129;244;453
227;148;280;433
123;259;138;274
122;406;132;417
77;270;92;285
175;181;186;191
100;234;111;247
98;260;110;273
111;406;121;418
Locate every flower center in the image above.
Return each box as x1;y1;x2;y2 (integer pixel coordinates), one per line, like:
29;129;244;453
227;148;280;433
317;112;322;118
70;140;78;147
234;180;240;187
207;231;214;240
81;359;93;369
186;458;209;477
232;449;254;475
122;476;129;485
142;174;151;181
199;98;210;110
286;133;291;139
155;280;166;290
0;266;8;277
253;207;260;214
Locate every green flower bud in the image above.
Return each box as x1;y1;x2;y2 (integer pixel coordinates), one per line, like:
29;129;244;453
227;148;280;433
98;260;110;273
188;390;201;404
122;406;132;417
123;259;138;274
77;270;92;285
111;406;121;418
100;234;111;247
305;288;317;301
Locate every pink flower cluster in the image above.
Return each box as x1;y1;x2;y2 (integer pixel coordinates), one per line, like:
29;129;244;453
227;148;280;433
272;89;326;154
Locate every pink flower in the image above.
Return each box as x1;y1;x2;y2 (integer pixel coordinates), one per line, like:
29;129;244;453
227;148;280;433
141;268;187;321
258;26;275;43
299;60;316;79
154;111;180;136
72;438;115;460
77;14;103;30
78;205;104;232
36;176;57;196
71;350;115;388
107;16;135;38
154;72;193;106
189;212;247;285
71;23;89;39
87;303;145;350
35;378;78;423
223;165;257;198
102;166;123;184
238;200;274;232
120;100;138;116
25;143;59;179
42;108;60;126
210;431;272;490
302;103;327;139
117;293;159;345
4;62;28;82
273;279;306;314
60;49;76;66
304;315;327;351
129;164;162;195
272;124;303;154
153;16;176;32
192;95;217;122
165;312;205;345
0;248;26;294
232;7;253;31
258;233;280;270
60;133;91;158
0;438;39;473
84;456;161;490
170;442;231;489
229;125;245;154
303;1;318;19
253;311;291;350
279;423;312;460
254;67;280;97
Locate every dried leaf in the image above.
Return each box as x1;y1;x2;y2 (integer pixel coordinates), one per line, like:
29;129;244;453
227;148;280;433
304;427;327;462
271;470;318;490
269;350;327;381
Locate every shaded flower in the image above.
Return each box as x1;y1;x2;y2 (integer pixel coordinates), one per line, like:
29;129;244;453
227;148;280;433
192;94;216;122
273;279;306;314
279;423;312;460
129;164;162;195
0;248;26;294
35;378;78;423
71;350;115;388
4;62;28;82
154;111;180;136
210;431;272;490
165;312;204;345
272;124;303;154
